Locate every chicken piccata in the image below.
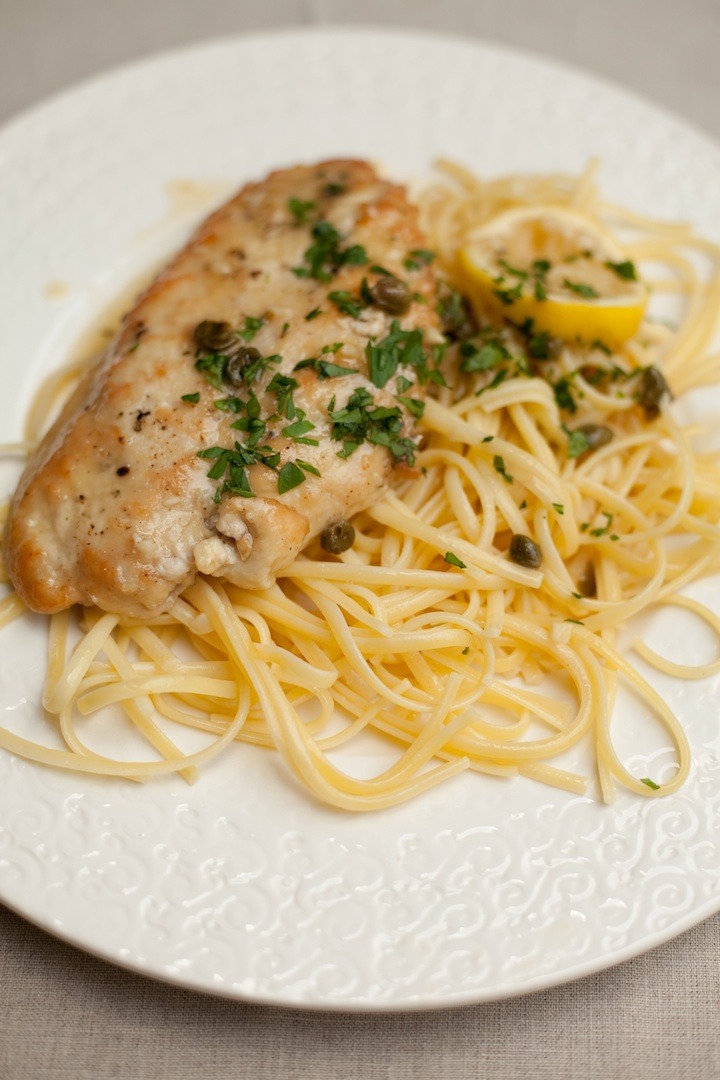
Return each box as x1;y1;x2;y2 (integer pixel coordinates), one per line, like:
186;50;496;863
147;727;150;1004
4;160;442;617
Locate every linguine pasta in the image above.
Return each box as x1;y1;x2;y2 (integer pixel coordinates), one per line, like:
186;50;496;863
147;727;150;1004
1;161;719;809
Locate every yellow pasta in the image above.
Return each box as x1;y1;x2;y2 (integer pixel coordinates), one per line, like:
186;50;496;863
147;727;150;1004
0;161;719;808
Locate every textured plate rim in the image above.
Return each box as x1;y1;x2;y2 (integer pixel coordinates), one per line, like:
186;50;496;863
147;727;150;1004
1;26;719;1012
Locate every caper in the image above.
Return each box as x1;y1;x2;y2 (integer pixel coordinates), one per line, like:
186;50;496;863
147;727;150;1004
509;533;542;569
436;286;477;341
574;423;614;452
226;347;261;386
320;520;355;554
576;563;597;599
370;276;412;315
193;320;236;353
637;365;670;416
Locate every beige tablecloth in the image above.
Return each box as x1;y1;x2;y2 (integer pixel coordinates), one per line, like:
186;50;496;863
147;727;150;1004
1;2;719;1077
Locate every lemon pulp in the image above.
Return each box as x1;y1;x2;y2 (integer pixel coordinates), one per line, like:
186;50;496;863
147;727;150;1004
458;206;647;345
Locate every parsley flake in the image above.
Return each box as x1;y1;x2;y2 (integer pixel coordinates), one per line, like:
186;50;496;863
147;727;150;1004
366;320;442;389
589;512;614;537
397;396;425;420
328;291;364;318
565;427;590;458
277;461;307;494
563;278;599;298
493;455;513;483
288;197;316;224
605;260;638;281
404;249;435;272
267;373;299;420
554;377;578;414
239;316;264;341
329;387;417;465
294;357;358;380
292;221;367;282
282;418;318;445
195;353;228;390
460;338;509;373
444;552;467;569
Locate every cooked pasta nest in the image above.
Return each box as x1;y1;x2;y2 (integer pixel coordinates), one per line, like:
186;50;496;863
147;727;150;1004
1;159;720;809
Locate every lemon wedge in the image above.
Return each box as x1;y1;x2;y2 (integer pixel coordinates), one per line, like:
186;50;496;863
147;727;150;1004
458;206;647;346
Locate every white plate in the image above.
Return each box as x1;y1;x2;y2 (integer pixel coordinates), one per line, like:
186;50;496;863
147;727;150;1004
1;28;720;1010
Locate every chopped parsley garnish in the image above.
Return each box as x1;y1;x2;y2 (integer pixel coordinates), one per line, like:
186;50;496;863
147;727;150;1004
266;372;299;419
532;259;551;301
245;352;282;384
641;777;660;790
589;511;614;537
605;260;638;281
493;455;513;483
305;307;323;321
514;353;534;377
277;461;308;494
552;503;565;515
436;287;474;340
591;339;612;355
288;197;316;224
198;349;281;389
397;396;425;419
359;277;374;306
329;386;418;464
198;441;280;501
494;277;526;305
292;221;368;281
404;249;435;272
228;395;266;448
181;392;200;404
460;338;509;373
553;377;577;414
239;316;264;341
564;425;590;458
297;459;321;476
328;290;364;318
214;396;246;413
563;279;599;298
282;418;318;445
498;258;526;280
281;321;290;337
475;368;509;396
528;330;551;359
564;618;585;625
366;320;442;389
294;356;358;379
494;258;551;304
444;552;467;569
195;353;228;390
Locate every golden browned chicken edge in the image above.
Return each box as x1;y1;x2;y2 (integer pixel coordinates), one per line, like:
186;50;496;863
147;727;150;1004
4;159;443;618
